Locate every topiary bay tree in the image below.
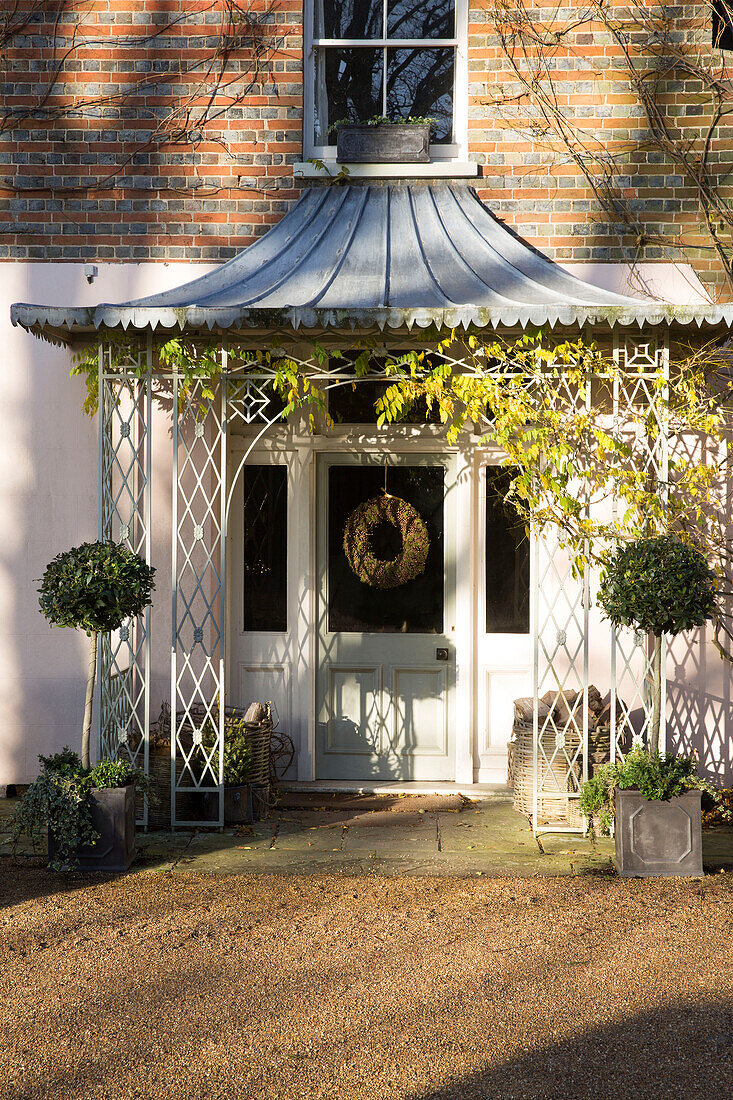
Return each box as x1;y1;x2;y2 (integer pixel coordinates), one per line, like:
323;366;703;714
597;535;716;755
38;541;156;769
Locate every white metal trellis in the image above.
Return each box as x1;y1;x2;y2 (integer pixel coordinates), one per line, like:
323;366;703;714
610;333;669;764
98;340;153;826
531;367;591;835
96;334;671;832
530;333;670;834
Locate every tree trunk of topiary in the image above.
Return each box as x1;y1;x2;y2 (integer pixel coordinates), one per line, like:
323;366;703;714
649;632;663;757
81;630;98;770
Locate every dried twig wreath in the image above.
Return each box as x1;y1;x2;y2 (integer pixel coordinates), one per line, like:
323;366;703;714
343;494;430;589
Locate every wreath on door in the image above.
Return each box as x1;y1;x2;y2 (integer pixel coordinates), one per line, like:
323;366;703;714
343;494;430;589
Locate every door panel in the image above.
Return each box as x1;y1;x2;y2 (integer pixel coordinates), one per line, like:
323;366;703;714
476;462;533;783
391;668;447;756
326;666;382;755
316;454;456;781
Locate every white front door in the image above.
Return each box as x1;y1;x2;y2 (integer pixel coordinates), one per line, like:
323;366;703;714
227;443;532;786
316;453;457;781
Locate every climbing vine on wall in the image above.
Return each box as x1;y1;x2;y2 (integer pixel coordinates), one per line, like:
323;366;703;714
82;326;733;658
477;0;733;295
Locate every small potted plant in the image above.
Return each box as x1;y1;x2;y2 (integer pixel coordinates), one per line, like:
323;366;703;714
592;534;718;876
580;746;729;877
12;749;150;872
201;702;272;824
329;115;435;164
13;540;155;871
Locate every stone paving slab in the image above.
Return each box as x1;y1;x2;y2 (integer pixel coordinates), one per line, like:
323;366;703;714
341;810;430;828
342;824;438;852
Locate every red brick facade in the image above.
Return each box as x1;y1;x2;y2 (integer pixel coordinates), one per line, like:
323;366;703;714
1;2;729;295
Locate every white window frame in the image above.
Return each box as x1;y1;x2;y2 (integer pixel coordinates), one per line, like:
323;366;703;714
302;0;469;164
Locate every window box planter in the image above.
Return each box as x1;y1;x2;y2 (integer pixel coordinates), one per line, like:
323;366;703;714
614;788;703;878
48;782;137;873
336;123;431;164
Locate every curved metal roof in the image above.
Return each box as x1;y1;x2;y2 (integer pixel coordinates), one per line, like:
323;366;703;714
11;184;733;338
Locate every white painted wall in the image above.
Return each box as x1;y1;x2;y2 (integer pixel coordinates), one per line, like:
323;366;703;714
0;262;215;784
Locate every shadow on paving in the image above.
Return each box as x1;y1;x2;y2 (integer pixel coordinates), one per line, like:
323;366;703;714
409;998;733;1100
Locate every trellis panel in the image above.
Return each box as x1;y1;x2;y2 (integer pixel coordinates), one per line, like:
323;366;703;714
98;342;152;827
610;335;669;761
171;374;227;828
532;369;590;834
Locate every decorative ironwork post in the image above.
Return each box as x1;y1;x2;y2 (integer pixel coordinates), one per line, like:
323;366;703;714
171;366;227;828
610;334;670;760
97;337;153;826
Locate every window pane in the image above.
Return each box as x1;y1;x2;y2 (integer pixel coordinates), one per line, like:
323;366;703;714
315;0;383;39
387;0;455;39
485;468;530;634
243;466;287;632
386;48;453;140
328;465;444;634
713;1;733;50
329;379;440;424
315;48;383;143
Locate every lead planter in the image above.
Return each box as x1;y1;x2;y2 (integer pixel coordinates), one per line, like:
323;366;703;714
614;788;703;878
48;783;137;872
223;784;253;825
336;123;431;163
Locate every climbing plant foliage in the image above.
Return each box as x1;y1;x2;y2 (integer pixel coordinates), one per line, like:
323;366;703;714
73;327;733;656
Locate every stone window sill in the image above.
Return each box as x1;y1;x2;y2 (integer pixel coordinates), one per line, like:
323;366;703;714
293;161;480;179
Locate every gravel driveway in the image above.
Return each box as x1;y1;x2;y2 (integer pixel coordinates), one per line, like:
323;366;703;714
2;867;732;1100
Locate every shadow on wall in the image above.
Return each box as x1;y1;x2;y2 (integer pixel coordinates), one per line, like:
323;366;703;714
668;624;732;786
407;998;733;1100
0;262;217;785
0;263;97;787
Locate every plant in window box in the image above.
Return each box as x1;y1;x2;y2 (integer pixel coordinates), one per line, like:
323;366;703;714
13;541;155;871
329;115;436;164
591;535;719;876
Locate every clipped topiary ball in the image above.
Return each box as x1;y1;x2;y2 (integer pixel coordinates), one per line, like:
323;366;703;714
39;540;156;635
597;535;716;638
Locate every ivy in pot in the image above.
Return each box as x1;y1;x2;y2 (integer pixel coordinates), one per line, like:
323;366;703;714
580;746;730;877
580;746;728;836
202;716;255;824
12;750;150;871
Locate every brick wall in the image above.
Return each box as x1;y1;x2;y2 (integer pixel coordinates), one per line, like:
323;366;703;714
1;1;730;296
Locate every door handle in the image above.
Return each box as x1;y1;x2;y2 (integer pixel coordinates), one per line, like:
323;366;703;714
435;647;449;661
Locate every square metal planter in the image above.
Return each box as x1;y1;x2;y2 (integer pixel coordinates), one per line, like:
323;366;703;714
48;782;137;873
223;784;253;825
614;788;703;878
336;123;431;164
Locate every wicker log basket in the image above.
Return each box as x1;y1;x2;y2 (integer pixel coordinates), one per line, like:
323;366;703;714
509;687;631;828
144;700;291;828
